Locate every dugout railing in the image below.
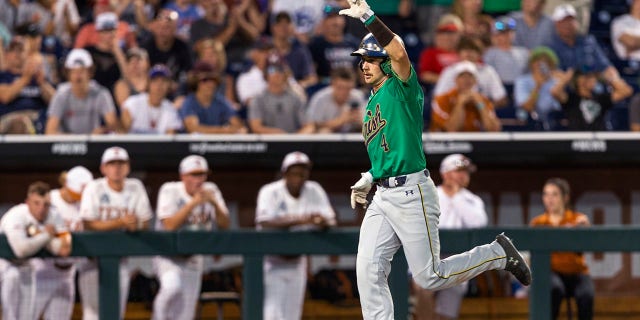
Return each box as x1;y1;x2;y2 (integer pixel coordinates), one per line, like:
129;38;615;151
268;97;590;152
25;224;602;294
0;227;636;320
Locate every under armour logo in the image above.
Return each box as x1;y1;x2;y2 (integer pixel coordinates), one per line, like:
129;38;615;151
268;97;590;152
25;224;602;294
405;190;414;196
508;257;519;265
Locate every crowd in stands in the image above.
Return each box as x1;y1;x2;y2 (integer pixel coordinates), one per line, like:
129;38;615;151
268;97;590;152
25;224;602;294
1;0;639;134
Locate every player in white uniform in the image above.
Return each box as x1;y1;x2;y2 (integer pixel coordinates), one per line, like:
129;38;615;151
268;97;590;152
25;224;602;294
152;155;231;320
29;166;93;320
0;181;72;320
79;147;153;320
255;151;336;320
413;154;489;320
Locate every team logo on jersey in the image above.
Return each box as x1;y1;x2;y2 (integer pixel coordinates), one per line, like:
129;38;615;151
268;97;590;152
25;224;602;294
100;194;110;204
362;104;387;146
177;199;185;208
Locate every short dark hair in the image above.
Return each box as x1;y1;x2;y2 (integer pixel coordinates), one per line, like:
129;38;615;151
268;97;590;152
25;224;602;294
330;67;356;82
456;36;484;54
27;181;50;197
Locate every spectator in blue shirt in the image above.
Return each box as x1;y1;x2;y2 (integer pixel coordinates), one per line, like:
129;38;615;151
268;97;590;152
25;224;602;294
179;61;247;134
547;4;617;78
514;46;562;130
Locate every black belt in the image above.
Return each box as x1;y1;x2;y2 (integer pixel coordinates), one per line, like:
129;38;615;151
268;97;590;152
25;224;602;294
375;169;429;188
54;262;74;270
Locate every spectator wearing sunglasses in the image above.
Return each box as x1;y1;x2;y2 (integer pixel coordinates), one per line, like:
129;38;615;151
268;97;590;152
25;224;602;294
483;16;530;86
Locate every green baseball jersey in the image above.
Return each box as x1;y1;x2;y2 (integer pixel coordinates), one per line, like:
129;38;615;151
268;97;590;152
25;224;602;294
362;67;426;180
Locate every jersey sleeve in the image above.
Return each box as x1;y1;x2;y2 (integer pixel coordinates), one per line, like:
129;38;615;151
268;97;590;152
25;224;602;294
460;193;488;228
131;179;153;223
79;181;100;221
206;182;229;218
2;208;52;258
156;182;178;221
309;182;336;223
255;184;277;225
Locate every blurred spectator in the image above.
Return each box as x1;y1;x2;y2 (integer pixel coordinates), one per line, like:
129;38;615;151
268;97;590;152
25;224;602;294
74;0;137;50
415;0;454;46
223;0;268;76
413;154;487;320
45;48;119;134
530;177;594;320
16;0;55;37
235;38;272;107
306;67;365;133
611;0;640;61
142;9;192;82
434;36;508;107
509;0;555;49
52;0;81;48
514;46;562;130
548;4;615;76
369;0;414;36
308;3;360;83
418;14;462;85
193;38;236;105
248;60;314;134
179;61;247;134
550;67;632;131
164;0;203;41
0;0;19;33
85;12;127;92
190;0;237;46
430;61;502;132
16;23;58;84
0;38;55;134
122;64;182;134
543;0;592;34
271;11;318;89
114;47;150;108
256;151;336;320
270;0;325;43
451;0;494;47
112;0;156;35
483;16;529;85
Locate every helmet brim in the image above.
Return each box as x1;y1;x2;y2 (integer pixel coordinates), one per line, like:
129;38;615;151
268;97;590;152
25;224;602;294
350;48;388;58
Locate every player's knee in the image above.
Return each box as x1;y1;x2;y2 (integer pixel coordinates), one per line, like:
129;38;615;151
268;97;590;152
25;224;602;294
413;269;441;289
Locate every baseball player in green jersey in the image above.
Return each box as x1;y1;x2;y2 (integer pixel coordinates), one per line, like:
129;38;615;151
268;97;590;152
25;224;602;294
339;1;532;319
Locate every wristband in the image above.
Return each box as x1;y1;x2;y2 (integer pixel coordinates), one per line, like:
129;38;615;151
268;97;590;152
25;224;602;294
361;9;375;23
476;102;485;111
365;17;395;47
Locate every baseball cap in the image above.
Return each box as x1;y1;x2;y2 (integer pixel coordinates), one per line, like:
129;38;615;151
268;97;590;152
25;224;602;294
65;48;93;69
451;61;478;78
281;151;311;172
65;166;93;194
551;4;577;22
493;16;516;33
440;154;477;174
323;2;342;17
149;64;171;79
436;14;463;33
101;146;129;164
179;155;210;175
95;12;118;31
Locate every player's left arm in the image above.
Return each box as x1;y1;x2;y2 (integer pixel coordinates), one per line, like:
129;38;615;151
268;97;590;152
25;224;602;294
341;0;412;81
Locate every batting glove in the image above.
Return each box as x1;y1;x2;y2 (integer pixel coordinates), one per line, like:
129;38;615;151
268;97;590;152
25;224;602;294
350;172;373;209
339;0;375;23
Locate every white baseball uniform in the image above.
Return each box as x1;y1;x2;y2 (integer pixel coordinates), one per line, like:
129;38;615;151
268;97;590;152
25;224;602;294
0;203;67;320
27;188;86;320
255;179;336;320
152;181;229;320
434;186;488;318
79;177;153;320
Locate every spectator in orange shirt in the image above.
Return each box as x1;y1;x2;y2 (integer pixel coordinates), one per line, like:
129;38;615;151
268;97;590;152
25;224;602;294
430;61;501;132
73;1;137;50
530;177;594;320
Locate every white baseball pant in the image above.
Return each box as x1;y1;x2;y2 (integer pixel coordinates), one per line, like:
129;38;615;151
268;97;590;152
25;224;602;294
31;260;76;320
77;259;131;320
0;260;34;320
263;256;307;320
152;255;203;320
357;172;507;320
